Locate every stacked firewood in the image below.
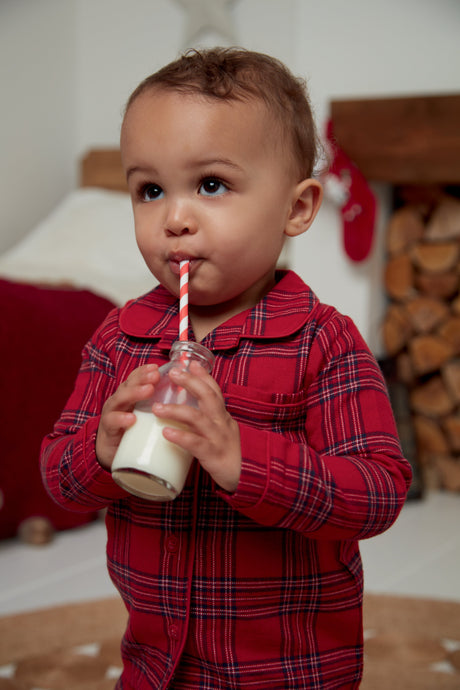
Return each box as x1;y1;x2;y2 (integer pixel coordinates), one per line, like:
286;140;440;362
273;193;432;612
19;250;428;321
382;193;460;491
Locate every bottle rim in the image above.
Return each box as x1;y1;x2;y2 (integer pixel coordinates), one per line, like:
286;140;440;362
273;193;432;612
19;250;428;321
170;340;215;370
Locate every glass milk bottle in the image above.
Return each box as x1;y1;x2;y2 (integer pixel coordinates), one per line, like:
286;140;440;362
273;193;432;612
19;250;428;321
112;341;215;501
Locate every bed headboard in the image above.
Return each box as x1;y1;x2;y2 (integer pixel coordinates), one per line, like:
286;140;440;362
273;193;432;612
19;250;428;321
80;149;127;192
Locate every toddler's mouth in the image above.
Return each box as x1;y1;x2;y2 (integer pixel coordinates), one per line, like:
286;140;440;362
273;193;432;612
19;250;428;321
168;254;197;276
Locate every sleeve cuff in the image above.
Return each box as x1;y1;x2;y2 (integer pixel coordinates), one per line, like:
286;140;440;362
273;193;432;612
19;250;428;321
217;423;271;511
80;416;129;500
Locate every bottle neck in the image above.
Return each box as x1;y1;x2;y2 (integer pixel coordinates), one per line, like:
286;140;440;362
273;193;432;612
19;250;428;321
170;341;215;373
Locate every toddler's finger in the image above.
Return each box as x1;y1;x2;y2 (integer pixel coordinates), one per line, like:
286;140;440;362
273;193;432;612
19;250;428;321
125;363;159;386
103;411;137;436
109;365;160;410
168;365;221;406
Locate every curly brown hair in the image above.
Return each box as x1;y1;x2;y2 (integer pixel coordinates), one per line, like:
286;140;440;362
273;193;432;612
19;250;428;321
124;47;320;180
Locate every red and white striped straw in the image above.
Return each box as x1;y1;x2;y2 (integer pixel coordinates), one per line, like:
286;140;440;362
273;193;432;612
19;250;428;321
179;260;189;341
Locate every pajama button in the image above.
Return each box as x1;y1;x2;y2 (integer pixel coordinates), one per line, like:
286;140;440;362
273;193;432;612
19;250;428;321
169;624;179;638
166;536;178;552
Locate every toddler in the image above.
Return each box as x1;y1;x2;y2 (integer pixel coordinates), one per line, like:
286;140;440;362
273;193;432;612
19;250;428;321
41;48;412;689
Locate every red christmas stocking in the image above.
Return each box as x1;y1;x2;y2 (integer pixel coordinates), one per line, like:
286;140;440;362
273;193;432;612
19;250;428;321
324;119;377;262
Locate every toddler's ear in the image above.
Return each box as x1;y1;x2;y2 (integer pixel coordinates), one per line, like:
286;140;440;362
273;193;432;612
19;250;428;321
285;179;323;237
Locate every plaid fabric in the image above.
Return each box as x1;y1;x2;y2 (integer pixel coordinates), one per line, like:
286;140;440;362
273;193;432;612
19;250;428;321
41;271;411;689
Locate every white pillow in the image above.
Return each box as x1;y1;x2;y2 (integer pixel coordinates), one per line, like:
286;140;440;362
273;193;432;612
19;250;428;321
0;188;157;305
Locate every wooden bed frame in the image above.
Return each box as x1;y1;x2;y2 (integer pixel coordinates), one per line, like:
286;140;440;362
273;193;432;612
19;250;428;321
80;149;127;192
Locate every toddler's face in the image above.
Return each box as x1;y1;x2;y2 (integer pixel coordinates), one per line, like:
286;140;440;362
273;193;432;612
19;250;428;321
121;89;302;313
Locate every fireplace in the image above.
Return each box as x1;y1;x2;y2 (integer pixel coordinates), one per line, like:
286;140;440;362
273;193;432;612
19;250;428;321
331;94;460;496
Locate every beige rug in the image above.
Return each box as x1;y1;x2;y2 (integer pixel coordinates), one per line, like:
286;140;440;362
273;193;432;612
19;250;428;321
0;594;459;689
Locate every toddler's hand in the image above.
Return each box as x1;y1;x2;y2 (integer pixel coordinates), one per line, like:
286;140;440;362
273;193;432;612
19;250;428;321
95;364;160;470
152;362;242;493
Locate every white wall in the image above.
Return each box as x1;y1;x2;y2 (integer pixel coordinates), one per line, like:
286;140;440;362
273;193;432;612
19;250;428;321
1;0;459;353
0;0;77;251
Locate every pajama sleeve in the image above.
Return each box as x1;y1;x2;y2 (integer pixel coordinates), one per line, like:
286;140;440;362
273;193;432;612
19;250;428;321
220;310;412;541
40;313;128;512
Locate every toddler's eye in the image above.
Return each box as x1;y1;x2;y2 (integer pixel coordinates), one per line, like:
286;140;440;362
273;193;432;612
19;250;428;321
141;183;164;201
199;178;227;196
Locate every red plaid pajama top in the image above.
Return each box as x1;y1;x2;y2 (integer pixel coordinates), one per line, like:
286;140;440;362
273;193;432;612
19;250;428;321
41;270;412;689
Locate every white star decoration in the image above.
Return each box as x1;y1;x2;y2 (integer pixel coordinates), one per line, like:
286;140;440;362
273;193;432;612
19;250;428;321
173;0;238;49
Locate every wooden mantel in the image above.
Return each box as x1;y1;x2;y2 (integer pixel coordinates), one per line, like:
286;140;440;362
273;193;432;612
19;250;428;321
330;94;460;185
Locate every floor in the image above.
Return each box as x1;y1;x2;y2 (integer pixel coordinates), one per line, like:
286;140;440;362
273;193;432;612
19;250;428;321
0;490;459;617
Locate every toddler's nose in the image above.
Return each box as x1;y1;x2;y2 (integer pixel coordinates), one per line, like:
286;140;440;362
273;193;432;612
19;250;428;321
165;199;197;236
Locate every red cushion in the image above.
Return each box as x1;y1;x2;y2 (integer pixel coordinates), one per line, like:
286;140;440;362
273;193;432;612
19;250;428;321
0;279;115;539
